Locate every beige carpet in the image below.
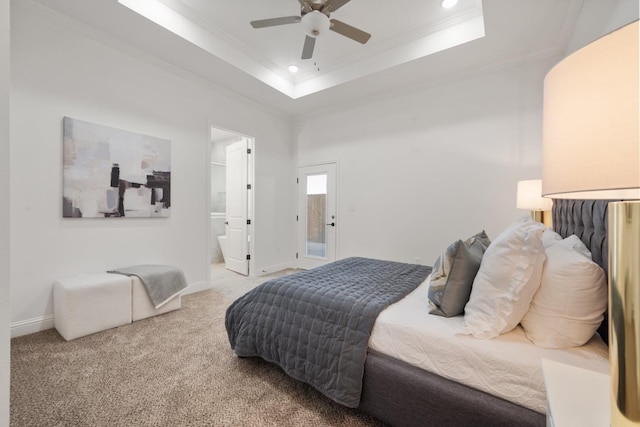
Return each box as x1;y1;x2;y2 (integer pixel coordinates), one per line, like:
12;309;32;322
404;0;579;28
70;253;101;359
10;271;385;426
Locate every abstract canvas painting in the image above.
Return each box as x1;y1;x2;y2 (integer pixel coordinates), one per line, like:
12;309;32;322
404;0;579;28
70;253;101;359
63;117;171;218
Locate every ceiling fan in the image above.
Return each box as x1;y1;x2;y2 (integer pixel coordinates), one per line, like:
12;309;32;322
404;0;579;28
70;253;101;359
250;0;372;60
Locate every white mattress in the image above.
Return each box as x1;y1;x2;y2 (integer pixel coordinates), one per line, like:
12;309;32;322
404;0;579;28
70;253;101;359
368;277;610;414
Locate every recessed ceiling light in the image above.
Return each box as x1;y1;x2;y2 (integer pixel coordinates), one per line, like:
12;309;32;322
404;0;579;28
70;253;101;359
441;0;458;9
288;65;299;73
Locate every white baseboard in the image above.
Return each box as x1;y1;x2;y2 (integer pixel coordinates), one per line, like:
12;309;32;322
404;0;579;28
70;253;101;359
254;261;297;277
182;280;212;295
11;315;54;338
11;281;211;338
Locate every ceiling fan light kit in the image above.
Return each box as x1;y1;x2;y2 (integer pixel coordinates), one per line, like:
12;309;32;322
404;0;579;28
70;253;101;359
249;0;371;60
301;10;330;38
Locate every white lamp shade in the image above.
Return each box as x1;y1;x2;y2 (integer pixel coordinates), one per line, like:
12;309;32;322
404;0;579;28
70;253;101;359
517;179;553;210
542;21;640;199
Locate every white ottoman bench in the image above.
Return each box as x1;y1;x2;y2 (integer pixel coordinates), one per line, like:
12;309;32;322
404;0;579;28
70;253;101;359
53;273;132;341
131;276;181;321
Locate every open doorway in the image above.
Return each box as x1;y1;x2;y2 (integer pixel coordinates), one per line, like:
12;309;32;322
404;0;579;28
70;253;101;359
210;126;254;278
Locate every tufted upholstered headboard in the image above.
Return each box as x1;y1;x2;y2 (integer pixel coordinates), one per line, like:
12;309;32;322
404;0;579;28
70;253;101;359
551;199;614;343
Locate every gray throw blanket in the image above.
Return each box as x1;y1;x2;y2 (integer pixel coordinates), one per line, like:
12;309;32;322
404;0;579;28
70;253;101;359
225;257;431;408
108;264;187;308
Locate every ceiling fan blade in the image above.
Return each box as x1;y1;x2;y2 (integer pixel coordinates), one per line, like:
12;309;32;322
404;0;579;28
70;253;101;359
301;35;316;59
322;0;351;13
250;16;301;29
297;0;313;14
329;19;371;44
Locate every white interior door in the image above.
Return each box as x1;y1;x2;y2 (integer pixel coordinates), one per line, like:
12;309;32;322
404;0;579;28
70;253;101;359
297;163;337;269
225;139;249;275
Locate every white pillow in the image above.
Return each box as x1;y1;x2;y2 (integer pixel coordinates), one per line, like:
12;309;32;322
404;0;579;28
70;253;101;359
460;216;546;339
541;228;563;248
521;235;607;348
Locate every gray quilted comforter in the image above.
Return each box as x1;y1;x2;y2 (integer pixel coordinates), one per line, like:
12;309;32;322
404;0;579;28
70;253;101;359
225;257;431;407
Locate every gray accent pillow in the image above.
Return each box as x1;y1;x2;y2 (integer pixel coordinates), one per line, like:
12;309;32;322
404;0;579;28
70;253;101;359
428;231;490;317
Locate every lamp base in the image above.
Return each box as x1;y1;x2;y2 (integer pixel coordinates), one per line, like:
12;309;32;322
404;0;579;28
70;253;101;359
609;201;640;427
530;210;552;228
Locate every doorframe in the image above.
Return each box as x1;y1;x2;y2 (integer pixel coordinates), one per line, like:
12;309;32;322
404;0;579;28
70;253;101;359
296;161;339;269
207;123;256;279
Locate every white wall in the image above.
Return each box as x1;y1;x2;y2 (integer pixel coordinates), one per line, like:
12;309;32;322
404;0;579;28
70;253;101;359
9;2;294;335
295;58;555;266
0;0;10;422
564;0;638;56
292;0;639;269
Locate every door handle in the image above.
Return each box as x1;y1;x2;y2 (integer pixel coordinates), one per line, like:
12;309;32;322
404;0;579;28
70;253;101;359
326;222;336;227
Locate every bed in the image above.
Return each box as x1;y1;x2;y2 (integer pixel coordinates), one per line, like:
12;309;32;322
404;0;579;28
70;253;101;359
226;199;611;427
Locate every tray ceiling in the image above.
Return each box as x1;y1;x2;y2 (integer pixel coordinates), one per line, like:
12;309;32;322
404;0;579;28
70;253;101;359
118;0;486;98
27;0;587;117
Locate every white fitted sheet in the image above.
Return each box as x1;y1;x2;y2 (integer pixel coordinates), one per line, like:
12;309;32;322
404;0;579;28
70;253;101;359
368;277;610;413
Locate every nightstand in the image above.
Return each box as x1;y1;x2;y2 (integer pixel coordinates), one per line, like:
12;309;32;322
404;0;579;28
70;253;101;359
541;359;610;427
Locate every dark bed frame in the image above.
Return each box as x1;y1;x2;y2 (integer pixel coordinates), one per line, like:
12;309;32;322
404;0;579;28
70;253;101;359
357;199;611;427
